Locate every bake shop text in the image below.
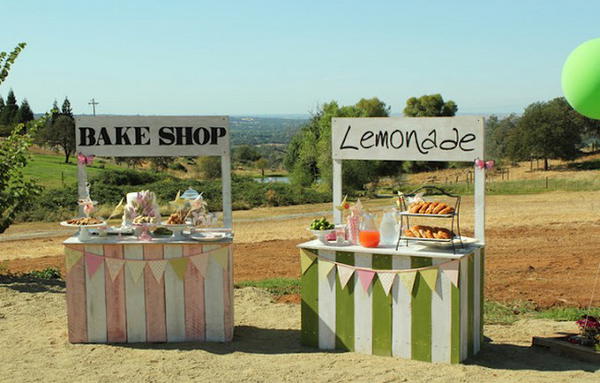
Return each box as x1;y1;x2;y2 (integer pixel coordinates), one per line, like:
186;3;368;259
78;126;227;147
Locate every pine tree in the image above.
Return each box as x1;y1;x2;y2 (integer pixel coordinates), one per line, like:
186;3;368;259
0;95;5;112
0;89;18;125
61;97;73;117
15;99;34;125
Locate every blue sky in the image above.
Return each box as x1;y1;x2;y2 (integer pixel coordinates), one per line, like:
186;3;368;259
1;1;598;116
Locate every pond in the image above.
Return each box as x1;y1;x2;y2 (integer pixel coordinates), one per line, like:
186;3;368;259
253;176;290;184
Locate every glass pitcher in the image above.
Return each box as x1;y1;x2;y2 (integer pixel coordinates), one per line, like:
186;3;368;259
379;210;398;246
359;212;380;248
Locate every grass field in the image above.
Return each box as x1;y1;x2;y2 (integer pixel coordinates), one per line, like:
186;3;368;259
22;153;123;187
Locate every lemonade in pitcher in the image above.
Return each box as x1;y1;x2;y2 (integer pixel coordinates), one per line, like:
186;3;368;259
359;212;380;248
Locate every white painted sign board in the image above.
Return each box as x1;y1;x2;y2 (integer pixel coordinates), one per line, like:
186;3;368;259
332;116;484;162
331;116;486;243
75;116;229;157
74;115;232;228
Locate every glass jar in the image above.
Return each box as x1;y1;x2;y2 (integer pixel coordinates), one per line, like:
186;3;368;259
359;212;380;248
379;210;397;246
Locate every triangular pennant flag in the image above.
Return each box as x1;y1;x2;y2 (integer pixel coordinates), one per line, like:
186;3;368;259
420;268;439;291
85;253;104;278
357;269;376;292
397;271;417;293
169;257;189;280
300;249;317;274
211;247;229;270
318;259;335;279
337;264;355;289
148;260;168;282
377;272;396;296
126;261;145;284
105;258;125;281
190;254;209;276
439;260;460;287
64;247;83;273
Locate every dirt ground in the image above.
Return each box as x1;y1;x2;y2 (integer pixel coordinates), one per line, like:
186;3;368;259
0;284;597;383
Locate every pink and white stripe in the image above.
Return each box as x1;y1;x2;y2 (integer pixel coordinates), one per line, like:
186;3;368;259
64;243;233;343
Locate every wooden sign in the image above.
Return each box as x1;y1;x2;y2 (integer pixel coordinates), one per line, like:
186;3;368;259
75;116;229;157
332;116;484;162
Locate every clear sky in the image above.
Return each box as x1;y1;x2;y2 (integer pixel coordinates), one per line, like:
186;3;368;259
1;1;598;116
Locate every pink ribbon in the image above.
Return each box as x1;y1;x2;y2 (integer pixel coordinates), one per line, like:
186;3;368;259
77;152;95;165
475;159;494;170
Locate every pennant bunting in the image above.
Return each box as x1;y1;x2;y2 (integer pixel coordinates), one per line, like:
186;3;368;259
439;260;460;287
126;261;146;284
397;271;417;293
336;264;355;289
85;253;104;278
377;272;396;296
169;257;189;280
318;259;336;279
105;257;125;281
190;254;209;276
420;268;439;291
357;269;376;292
148;260;168;282
65;247;83;272
300;249;317;274
211;247;229;270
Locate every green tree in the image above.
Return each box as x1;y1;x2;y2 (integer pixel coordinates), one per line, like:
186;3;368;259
15;98;34;125
149;157;175;171
61;97;73;117
0;89;18;125
403;93;457;117
45;114;76;163
198;156;222;179
285;97;393;193
509;97;583;170
485;114;519;160
0;42;50;233
255;158;269;178
234;144;261;164
0;95;4;112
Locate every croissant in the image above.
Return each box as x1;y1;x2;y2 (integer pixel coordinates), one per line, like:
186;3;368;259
404;225;455;239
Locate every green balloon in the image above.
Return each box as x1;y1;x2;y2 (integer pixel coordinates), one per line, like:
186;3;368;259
562;38;600;119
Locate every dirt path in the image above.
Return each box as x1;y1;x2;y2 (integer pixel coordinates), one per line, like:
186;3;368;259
0;284;597;382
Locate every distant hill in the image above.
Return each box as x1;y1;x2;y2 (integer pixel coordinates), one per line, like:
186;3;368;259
230;116;306;145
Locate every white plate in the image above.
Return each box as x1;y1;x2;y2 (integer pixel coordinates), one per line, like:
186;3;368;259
415;236;477;248
190;232;228;241
60;221;106;228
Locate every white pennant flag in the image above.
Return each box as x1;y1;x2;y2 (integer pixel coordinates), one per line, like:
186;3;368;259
439;259;460;287
126;261;145;284
377;272;396;296
337;264;354;289
105;258;125;281
148;260;168;282
318;259;335;279
190;254;209;276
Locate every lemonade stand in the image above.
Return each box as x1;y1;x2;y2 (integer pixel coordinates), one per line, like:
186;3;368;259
298;116;486;363
63;116;234;344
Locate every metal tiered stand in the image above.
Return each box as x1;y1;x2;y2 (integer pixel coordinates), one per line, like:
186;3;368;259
396;185;463;254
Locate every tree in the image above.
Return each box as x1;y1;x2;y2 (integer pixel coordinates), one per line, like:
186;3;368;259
0;42;50;234
15;98;34;125
403;94;457;117
285;97;394;193
509;97;583;170
61;97;73;117
234;144;261;164
149;157;175;170
0;89;18;125
0;95;4;111
485;114;519;160
45;114;76;163
198;156;221;179
255;158;269;178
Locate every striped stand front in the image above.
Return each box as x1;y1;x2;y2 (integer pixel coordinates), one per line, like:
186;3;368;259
64;242;233;344
300;247;484;363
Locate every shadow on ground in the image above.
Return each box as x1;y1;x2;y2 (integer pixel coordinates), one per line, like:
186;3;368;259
466;341;599;373
119;326;322;355
0;275;65;293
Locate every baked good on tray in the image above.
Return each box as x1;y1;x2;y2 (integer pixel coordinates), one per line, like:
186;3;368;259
403;225;455;239
408;201;455;215
66;217;103;225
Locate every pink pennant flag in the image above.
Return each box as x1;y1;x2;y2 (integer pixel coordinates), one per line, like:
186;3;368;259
357;269;376;292
148;259;168;282
105;257;125;281
377;272;396;296
190;254;209;276
336;264;355;289
439;259;460;287
85;252;104;278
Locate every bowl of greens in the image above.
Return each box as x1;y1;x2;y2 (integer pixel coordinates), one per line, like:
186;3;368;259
308;217;335;244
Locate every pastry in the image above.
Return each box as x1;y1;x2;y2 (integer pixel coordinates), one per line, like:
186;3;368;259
408;200;455;215
66;217;103;225
438;206;454;215
432;203;447;214
404;225;455;239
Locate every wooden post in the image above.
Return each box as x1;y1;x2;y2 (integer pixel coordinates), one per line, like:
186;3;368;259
474;165;485;244
77;162;88;217
332;159;342;224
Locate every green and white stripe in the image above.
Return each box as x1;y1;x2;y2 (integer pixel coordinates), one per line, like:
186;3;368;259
300;248;484;364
